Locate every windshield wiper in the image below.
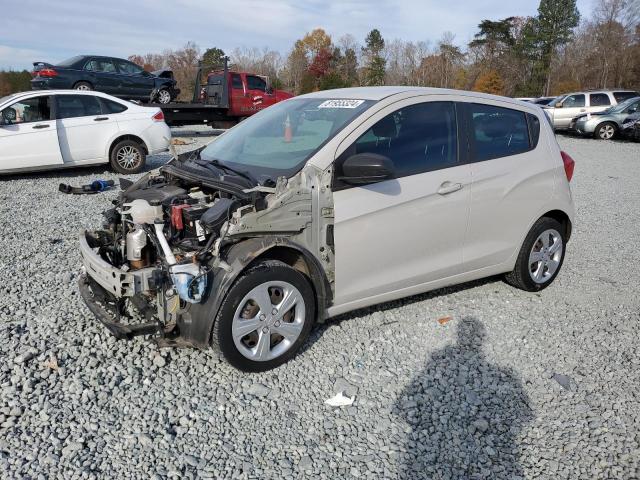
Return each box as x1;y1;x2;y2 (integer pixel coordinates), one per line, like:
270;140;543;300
194;159;258;186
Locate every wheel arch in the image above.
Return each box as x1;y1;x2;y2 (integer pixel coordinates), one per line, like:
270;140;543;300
594;120;618;138
182;237;333;349
541;209;572;242
108;134;149;160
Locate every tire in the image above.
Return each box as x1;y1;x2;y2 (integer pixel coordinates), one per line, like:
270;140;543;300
212;260;316;372
109;140;146;174
594;122;617;140
156;88;172;104
505;217;567;292
73;81;93;91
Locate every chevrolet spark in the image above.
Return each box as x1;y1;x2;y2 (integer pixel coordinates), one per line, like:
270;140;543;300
78;87;575;371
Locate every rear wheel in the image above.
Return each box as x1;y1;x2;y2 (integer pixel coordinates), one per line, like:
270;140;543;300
73;81;93;91
594;122;617;140
212;260;315;372
109;140;146;174
505;217;566;291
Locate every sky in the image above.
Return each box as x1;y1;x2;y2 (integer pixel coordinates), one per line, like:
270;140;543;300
0;0;594;70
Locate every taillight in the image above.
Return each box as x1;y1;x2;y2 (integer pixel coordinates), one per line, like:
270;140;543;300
38;69;58;77
561;151;575;182
152;110;164;122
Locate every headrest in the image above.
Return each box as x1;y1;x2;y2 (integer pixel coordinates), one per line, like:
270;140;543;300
372;115;396;138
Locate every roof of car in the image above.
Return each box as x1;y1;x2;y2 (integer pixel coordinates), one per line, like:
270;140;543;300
296;86;535;107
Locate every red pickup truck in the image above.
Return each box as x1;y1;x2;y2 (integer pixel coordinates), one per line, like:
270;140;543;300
157;59;293;127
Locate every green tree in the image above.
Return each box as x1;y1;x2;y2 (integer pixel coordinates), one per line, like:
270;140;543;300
202;47;226;67
535;0;580;94
362;29;386;85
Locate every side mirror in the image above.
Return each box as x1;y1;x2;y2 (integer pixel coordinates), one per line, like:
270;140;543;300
339;153;395;185
555;103;563;109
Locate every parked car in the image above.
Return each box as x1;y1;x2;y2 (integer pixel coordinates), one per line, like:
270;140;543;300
30;55;180;104
621;112;640;141
0;90;170;174
77;86;575;371
571;96;640;139
532;96;558;106
543;89;639;130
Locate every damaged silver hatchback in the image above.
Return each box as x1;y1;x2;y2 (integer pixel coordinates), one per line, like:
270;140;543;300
79;87;575;371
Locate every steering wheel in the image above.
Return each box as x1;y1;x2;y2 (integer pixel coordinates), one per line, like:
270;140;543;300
1;107;16;125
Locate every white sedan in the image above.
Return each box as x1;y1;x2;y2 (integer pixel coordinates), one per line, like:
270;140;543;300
0;90;171;174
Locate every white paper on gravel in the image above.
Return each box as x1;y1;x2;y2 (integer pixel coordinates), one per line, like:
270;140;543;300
325;391;355;407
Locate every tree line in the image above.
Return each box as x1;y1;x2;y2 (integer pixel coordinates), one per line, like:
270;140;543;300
1;0;638;100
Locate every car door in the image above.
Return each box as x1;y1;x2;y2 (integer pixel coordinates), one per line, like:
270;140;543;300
230;73;251;116
246;74;273;110
462;102;554;270
114;59;153;99
332;98;471;307
83;58;120;94
55;94;120;163
0;94;63;171
554;93;586;128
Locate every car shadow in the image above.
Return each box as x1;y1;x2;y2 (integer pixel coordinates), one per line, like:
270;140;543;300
392;317;533;479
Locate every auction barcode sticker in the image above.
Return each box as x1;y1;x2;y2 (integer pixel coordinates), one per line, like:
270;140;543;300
318;99;365;109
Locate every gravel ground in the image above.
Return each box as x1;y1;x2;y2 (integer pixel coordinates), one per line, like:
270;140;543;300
1;133;639;479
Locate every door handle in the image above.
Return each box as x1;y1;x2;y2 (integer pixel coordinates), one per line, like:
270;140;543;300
32;124;49;129
94;117;109;121
437;182;463;195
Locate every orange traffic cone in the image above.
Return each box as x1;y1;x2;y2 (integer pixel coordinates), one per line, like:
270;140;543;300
284;114;292;143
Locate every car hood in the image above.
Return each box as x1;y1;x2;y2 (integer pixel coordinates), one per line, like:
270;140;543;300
151;69;174;79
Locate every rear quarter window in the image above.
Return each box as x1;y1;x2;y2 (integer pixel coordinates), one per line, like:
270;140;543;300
99;98;128;114
614;91;639;102
468;103;532;162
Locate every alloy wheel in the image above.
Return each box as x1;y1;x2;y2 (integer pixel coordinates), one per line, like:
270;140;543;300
528;228;563;284
599;124;615;140
75;84;91;91
116;145;142;170
158;90;171;104
231;281;306;361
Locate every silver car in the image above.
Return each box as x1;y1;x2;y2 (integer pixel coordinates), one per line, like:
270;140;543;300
572;96;640;139
543;89;639;130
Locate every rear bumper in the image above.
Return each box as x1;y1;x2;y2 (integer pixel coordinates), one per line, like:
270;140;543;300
141;122;172;155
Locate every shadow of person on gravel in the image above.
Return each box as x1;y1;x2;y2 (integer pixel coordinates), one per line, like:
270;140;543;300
394;317;533;480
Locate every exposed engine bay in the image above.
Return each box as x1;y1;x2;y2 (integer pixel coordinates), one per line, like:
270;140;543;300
78;152;335;345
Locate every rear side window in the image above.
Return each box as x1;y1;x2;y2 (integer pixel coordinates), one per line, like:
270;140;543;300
115;60;143;75
1;96;51;125
84;59;116;73
56;95;102;119
99;98;127;114
469;104;531;161
343;101;458;179
614;91;639;102
590;93;611;107
231;74;243;89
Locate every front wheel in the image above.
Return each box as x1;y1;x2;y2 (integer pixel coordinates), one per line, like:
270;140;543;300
594;122;617;140
156;88;172;104
213;260;316;372
109;140;146;174
505;217;566;292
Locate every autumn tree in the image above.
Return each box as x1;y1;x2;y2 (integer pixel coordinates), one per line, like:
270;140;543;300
472;70;505;95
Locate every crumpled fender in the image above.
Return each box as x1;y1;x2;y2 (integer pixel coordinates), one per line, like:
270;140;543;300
177;236;332;348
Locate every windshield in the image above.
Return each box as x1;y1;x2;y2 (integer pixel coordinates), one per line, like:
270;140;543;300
200;98;375;181
609;96;640;113
547;95;566;107
57;56;84;67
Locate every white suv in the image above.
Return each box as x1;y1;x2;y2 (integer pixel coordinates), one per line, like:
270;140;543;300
0;90;170;174
543;89;639;130
78;87;576;371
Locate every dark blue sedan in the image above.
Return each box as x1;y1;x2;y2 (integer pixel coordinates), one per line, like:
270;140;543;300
30;55;180;104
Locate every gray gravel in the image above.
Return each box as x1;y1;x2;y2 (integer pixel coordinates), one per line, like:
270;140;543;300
1;133;639;479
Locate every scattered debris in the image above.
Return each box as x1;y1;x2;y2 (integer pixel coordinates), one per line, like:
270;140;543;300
171;138;194;146
59;180;116;195
437;315;453;325
325;391;355;407
552;373;573;390
247;383;271;398
42;355;59;371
